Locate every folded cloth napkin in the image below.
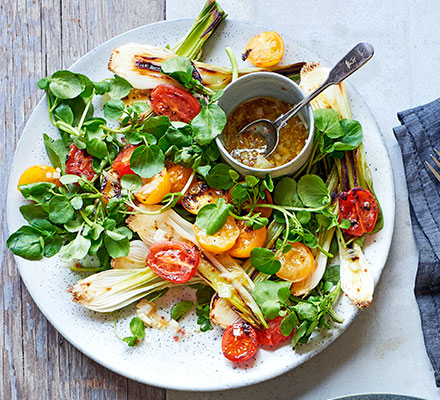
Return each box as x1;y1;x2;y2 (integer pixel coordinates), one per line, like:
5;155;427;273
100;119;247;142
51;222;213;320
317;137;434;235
393;97;440;387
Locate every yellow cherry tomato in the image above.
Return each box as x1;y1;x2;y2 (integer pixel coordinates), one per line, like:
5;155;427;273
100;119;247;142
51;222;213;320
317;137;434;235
168;164;194;193
228;221;267;258
182;181;228;215
244;31;285;67
134;168;171;205
18;165;61;189
276;242;315;283
194;216;240;253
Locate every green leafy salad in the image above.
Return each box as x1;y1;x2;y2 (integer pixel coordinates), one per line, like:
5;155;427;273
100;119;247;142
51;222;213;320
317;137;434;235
7;0;383;362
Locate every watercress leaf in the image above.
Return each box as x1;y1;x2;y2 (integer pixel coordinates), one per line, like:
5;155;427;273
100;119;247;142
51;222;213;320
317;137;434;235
59;174;79;185
297;174;330;208
93;79;110;95
115;226;133;240
20;204;48;223
231;184;249;202
108;75;133;99
77;74;94;98
195;198;230;235
191;103;227;146
171;301;194;321
87;138;108;159
142;115;171;138
297;210;311;225
131;102;149;114
122;336;137;346
48;196;75;224
316;214;331;228
145;288;169;302
43;134;68;172
253;280;292;319
302;230;319;248
54;103;74;125
294;302;318;321
70;196;83;210
165;126;193;148
49;71;83;99
195;285;215;307
38;77;50;90
314;108;343;138
206;163;235;190
104;232;129;258
129;317;145;339
323;264;340;287
59;235;91;261
43;236;63;258
263;174;274;192
274;177;302;207
64;216;83;232
129;144;164;178
245;175;259;187
195;164;211;178
339;218;351;229
280;312;298;336
196;304;213;332
103;99;125;120
19;182;55;203
161;56;208;94
7;226;44;260
333;119;363;151
291;320;309;348
250;247;281;275
31;219;56;236
120;174;142;191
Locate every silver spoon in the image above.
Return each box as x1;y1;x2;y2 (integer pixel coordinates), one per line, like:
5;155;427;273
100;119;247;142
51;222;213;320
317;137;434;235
238;42;374;157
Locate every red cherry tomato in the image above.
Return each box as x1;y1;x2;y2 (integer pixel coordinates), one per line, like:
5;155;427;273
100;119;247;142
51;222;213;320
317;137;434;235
222;322;259;362
150;84;201;123
256;316;292;347
338;187;378;237
112;145;138;177
147;240;199;283
65;143;96;181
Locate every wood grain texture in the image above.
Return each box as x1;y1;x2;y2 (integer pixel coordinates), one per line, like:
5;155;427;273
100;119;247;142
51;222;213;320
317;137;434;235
1;1;166;399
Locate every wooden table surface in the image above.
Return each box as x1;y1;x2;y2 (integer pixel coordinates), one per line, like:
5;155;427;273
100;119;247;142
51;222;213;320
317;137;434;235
1;1;166;398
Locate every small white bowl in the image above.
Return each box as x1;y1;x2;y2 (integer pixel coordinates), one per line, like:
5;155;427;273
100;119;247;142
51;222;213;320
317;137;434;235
216;72;314;178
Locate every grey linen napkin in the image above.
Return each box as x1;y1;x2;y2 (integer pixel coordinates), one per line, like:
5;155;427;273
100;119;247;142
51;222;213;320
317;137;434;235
393;97;440;387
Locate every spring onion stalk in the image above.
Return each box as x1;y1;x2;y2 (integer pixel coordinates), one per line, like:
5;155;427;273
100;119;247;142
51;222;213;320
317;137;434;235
225;47;238;82
337;236;374;309
109;43;305;92
171;0;227;60
69;267;202;313
126;205;267;329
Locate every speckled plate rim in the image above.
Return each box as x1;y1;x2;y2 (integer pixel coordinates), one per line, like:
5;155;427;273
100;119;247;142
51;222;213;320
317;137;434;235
6;18;395;391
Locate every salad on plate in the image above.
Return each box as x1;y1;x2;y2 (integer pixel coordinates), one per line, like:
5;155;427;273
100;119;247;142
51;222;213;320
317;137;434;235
7;0;383;363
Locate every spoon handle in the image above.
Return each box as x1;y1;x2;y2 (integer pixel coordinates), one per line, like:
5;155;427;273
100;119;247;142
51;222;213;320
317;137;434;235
274;42;374;130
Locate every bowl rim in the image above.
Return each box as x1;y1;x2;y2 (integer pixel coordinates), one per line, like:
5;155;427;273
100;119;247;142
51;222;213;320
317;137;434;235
215;71;315;174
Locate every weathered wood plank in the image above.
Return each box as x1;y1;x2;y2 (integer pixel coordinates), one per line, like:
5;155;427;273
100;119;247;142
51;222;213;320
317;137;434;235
1;1;165;399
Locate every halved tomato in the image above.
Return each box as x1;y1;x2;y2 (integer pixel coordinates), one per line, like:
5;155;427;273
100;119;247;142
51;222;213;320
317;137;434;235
228;221;267;258
112;145;138;177
193;216;240;253
147;240;199;283
338;187;378;237
244;31;285;67
182;181;228;215
276;242;314;283
150;84;201;123
65;143;96;181
168;164;194;193
256;316;292;347
134;167;171;205
222;322;259;362
18;165;61;189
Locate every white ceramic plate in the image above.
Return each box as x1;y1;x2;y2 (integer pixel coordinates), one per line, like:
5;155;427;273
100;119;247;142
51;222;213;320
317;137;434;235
6;19;395;391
